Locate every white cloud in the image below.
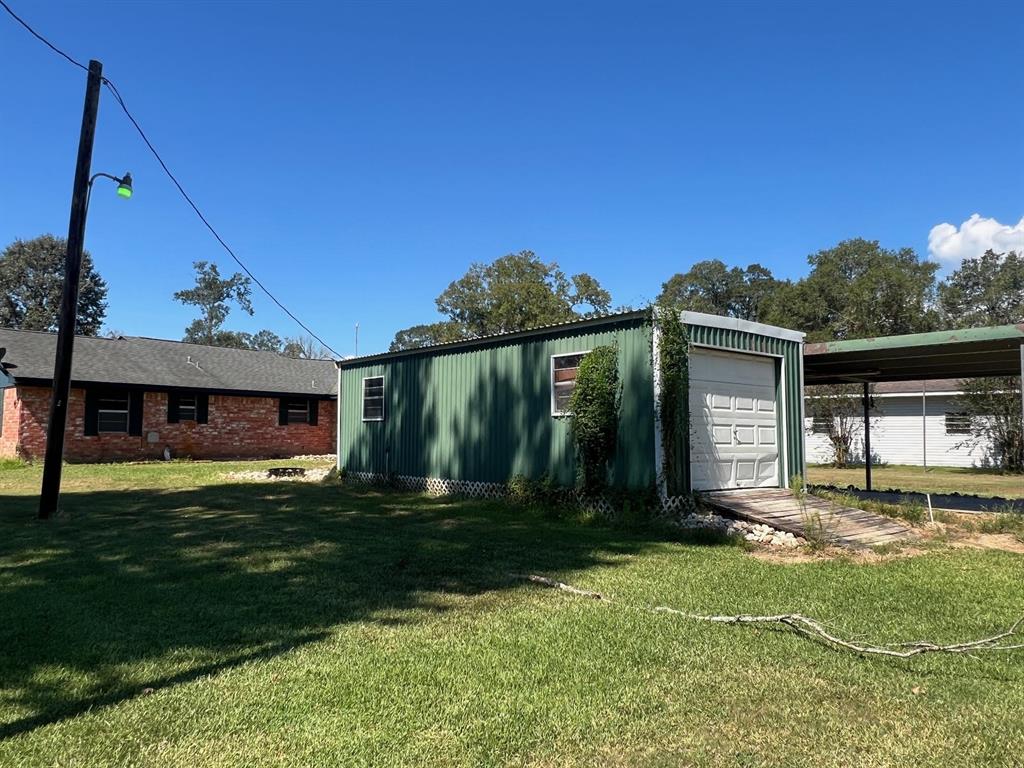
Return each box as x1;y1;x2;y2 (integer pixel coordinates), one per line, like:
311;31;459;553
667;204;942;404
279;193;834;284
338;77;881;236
928;214;1024;265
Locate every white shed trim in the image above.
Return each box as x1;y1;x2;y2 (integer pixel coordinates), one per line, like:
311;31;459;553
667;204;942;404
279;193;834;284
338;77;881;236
680;311;806;343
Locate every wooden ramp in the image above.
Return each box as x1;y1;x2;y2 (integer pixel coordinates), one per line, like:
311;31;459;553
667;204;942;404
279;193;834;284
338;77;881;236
702;488;915;548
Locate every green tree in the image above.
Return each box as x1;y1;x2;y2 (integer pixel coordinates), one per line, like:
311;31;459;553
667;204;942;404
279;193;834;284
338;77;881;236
938;250;1023;473
568;345;621;494
175;261;254;345
765;239;939;341
953;377;1023;472
657;260;781;321
246;329;285;352
174;261;282;350
390;251;612;351
388;322;466;352
283;335;333;359
804;384;865;468
0;234;108;335
938;250;1024;327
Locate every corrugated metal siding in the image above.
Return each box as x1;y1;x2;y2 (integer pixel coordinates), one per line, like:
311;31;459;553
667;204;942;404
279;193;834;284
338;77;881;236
340;316;805;493
340;317;656;489
805;394;991;468
685;324;805;488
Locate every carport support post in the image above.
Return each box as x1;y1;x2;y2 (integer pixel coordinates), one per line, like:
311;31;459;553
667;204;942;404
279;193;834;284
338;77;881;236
862;381;872;491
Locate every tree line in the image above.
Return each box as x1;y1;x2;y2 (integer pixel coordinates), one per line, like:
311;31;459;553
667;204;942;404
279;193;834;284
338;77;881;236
2;233;1021;353
0;236;330;359
385;239;1022;350
654;240;1023;339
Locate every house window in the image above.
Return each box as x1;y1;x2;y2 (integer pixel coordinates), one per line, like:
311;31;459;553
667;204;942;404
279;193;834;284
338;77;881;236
168;391;208;425
945;412;971;435
362;377;384;421
97;392;130;433
551;352;587;415
278;397;318;426
286;398;310;424
810;416;831;434
178;394;197;422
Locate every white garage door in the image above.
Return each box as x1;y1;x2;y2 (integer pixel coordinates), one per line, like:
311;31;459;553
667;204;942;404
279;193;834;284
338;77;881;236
688;349;780;491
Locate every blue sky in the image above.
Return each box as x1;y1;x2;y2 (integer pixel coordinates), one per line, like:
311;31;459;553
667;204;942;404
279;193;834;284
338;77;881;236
2;1;1022;356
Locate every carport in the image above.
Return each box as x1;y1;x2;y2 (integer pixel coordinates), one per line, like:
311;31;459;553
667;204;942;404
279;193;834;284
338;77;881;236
803;324;1024;490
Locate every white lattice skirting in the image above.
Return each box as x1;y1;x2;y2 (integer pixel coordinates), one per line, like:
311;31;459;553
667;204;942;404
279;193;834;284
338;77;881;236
659;494;696;516
345;471;507;499
344;471;690;517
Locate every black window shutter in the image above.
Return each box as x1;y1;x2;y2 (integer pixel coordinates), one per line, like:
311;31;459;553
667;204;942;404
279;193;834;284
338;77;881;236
196;393;209;424
278;398;288;426
84;389;99;436
308;398;319;426
128;390;144;436
167;391;180;423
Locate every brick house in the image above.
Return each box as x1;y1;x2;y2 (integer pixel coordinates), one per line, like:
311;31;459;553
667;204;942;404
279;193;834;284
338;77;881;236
0;328;336;462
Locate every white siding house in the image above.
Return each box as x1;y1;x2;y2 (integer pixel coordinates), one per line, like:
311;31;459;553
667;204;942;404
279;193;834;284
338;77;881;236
805;380;993;468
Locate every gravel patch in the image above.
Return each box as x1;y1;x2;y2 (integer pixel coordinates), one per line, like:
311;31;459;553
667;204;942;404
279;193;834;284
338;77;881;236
223;467;333;483
675;512;806;548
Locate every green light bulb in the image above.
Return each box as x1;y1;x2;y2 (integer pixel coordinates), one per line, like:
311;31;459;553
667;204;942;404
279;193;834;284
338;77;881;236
117;172;133;199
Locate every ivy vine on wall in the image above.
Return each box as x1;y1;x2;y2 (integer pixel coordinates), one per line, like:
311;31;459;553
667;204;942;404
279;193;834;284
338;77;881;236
568;344;621;495
655;305;690;496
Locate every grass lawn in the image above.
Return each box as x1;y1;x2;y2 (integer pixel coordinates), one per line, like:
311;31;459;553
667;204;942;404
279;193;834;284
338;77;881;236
1;460;1023;766
807;463;1024;499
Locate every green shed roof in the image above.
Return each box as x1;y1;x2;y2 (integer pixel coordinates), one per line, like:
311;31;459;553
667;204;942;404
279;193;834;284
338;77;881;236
340;310;650;368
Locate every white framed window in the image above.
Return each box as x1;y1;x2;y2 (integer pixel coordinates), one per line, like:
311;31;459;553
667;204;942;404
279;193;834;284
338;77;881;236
945;412;971;435
810;416;831;434
97;392;130;433
362;376;385;421
550;351;588;416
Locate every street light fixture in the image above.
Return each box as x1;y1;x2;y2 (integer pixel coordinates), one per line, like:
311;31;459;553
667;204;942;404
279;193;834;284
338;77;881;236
117;173;133;198
89;170;133;200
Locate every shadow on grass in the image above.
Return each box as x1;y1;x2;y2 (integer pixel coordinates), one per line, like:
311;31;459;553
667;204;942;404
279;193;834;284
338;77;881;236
0;481;713;740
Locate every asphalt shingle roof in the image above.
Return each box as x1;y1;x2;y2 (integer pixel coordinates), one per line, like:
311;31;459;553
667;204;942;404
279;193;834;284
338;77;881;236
0;328;336;396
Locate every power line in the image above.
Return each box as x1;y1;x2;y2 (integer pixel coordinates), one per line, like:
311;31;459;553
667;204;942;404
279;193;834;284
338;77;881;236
99;80;342;357
0;0;88;72
0;0;342;358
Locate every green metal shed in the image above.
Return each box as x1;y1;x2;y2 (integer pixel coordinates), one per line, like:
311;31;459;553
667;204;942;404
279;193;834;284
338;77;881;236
336;310;805;498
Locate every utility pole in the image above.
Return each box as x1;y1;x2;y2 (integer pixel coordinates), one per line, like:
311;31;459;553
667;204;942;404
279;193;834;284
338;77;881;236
39;59;103;520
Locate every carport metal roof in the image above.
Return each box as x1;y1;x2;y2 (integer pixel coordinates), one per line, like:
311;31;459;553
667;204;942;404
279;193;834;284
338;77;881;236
803;324;1024;384
802;323;1024;493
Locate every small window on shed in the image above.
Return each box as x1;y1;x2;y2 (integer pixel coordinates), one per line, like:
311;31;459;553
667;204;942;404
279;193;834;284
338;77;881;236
945;412;971;435
551;352;587;415
810;416;831;434
97;392;130;433
363;377;384;421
